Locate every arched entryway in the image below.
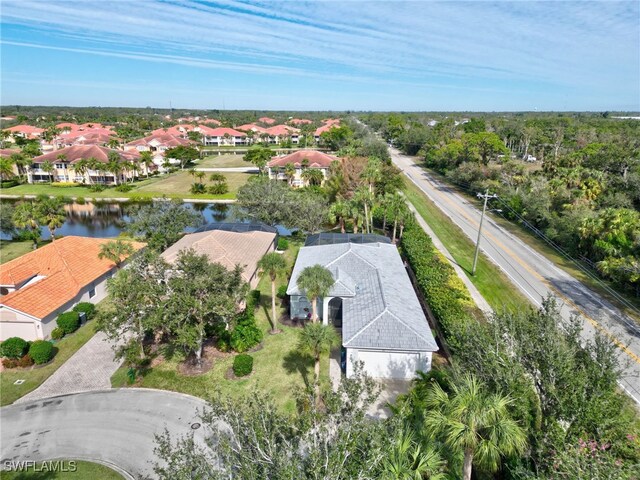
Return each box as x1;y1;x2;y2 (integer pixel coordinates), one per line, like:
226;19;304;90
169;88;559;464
328;297;343;328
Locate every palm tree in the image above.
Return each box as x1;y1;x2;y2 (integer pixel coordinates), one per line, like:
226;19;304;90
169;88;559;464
386;193;408;242
297;323;340;404
362;157;382;194
301;168;324;186
354;186;374;234
382;430;445;480
10;153;29;178
139;151;153;177
0;130;10;148
284;163;296;185
37;196;65;240
107;138;120;149
348;200;365;234
296;264;334;323
106;152;123;185
74;158;89;184
257;252;287;334
195;171;206;184
98;239;135;269
56;154;68;181
41;160;54;183
328;199;350;234
0;158;14;180
424;373;527;480
12;201;41;249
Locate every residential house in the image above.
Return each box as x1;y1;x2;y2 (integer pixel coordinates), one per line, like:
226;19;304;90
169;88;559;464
289;118;313;126
55;131;118;149
0;236;144;341
30;145;144;184
264;125;301;144
258;117;276;125
2;125;45;142
314;121;341;143
267;150;338;187
287;241;438;380
161;223;277;289
198;126;247;146
125;133;195;171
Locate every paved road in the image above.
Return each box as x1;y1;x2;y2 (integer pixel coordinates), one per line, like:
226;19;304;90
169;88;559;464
17;332;121;404
390;148;640;405
1;389;211;479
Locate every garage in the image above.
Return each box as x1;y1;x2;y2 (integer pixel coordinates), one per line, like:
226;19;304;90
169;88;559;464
346;348;432;380
0;321;39;341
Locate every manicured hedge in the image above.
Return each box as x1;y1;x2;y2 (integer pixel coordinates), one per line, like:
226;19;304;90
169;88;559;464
277;237;289;251
233;354;254;377
73;302;96;320
0;180;18;188
277;285;288;299
0;337;28;359
400;223;475;351
29;340;54;364
57;311;80;334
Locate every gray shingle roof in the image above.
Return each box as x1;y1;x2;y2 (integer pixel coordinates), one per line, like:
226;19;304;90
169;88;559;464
287;243;437;352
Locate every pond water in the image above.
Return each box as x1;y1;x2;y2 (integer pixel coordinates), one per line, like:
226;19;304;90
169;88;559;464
2;201;235;240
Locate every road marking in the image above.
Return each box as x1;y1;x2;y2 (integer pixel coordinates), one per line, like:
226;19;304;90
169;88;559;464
399;156;640;367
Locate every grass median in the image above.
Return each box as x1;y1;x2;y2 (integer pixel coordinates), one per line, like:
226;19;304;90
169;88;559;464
402;177;531;313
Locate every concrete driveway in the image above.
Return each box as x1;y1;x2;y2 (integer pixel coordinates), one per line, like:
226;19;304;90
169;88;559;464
1;389;210;479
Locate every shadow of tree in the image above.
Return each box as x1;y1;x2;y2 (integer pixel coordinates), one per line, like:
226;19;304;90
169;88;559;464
282;350;313;389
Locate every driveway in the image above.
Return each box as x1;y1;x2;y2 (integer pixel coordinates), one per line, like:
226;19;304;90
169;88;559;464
1;389;210;479
16;331;121;404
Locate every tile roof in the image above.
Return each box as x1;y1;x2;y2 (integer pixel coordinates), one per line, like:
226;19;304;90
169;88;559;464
0;236;145;319
33;145;140;164
3;125;45;135
236;123;269;133
0;149;16;158
196;126;246;137
125;133;193;148
267;150;339;169
258;117;276;124
290;118;313;125
315;123;341;136
287;243;437;352
265;125;300;136
161;230;276;285
57;132;116;146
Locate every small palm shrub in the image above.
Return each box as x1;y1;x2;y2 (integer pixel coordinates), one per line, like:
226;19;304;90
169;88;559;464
0;337;28;359
208;182;229;195
29;340;54;364
57;312;80;334
190;183;206;194
233;354;253;377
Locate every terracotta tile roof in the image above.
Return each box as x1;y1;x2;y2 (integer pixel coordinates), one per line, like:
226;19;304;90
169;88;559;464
290;118;313;125
268;150;339;168
265;125;300;136
151;125;194;137
236;123;268;133
33;145;140;164
0;236;145;319
125;133;193;148
0;149;16;158
161;230;276;285
258;117;276;124
314;123;341;136
197;126;246;137
3;125;45;135
58;132;117;146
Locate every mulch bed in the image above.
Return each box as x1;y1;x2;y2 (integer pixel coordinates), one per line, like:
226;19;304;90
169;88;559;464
278;314;309;328
176;339;233;376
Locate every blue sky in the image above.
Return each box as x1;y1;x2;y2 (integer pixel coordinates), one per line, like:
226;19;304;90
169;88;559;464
1;0;638;111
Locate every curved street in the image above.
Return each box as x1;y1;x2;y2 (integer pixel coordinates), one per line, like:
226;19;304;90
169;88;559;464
390;147;640;405
0;389;210;479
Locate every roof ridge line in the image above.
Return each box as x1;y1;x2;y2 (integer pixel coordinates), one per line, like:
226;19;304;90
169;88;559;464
51;237;82;291
344;308;386;346
385;309;432;342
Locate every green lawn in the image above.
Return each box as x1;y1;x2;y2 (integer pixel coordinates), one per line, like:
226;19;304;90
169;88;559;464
403;177;531;313
136;171;251;199
0;240;49;264
111;241;330;414
1;321;98;406
1;460;123;479
197;154;248;168
1;171;252;200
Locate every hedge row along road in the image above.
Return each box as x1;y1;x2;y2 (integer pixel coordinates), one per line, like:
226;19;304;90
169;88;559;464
389;146;640;406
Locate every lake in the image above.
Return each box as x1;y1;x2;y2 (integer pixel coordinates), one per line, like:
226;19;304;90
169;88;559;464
1;201;235;240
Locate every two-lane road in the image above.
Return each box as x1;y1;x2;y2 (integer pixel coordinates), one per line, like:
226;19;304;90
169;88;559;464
391;148;640;404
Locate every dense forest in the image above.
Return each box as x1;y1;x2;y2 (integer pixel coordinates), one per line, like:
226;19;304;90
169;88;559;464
361;112;640;296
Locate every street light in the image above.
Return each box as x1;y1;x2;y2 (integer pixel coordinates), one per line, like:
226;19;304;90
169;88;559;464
472;190;499;276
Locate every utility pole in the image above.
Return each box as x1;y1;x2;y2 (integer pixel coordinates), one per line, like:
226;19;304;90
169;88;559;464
472;190;498;276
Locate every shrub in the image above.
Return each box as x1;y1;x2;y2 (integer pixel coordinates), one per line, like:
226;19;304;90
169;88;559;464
51;327;65;340
277;284;288;299
73;302;96;320
2;357;18;368
233;354;254;377
76;196;86;204
115;184;133;192
0;180;18;188
89;184;105;192
29;340;54;364
277;237;289;251
57;311;80;334
190;183;207;194
250;290;261;307
230;312;263;353
208;182;229;195
17;354;34;368
51;182;78;188
0;337;28;359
